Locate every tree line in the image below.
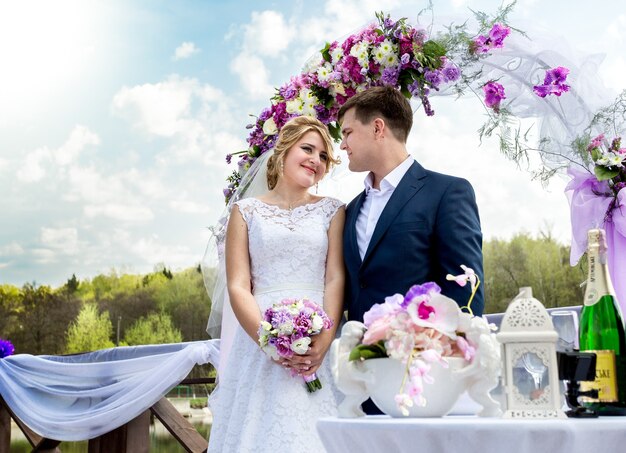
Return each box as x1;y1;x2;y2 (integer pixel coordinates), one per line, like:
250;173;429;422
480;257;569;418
0;233;588;356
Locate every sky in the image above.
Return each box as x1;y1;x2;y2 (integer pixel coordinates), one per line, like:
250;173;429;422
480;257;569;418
0;0;624;287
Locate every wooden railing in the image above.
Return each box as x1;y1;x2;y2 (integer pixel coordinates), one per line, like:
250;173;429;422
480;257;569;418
0;377;215;453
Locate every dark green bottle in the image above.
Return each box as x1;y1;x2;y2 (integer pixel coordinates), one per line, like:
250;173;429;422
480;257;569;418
579;228;626;414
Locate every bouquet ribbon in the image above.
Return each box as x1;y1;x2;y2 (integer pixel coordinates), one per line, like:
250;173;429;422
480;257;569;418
566;166;626;315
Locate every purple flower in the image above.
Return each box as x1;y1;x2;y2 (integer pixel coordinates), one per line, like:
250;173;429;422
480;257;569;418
225;154;232;164
402;282;441;307
294;313;312;333
483;81;506;112
533;66;570;98
258;108;272;122
400;53;411;66
424;69;443;88
0;339;14;358
442;64;461;83
472;23;511;54
274;336;293;358
381;66;400;86
489;23;510;48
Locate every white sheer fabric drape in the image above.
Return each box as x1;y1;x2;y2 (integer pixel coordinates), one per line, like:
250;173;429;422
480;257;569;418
0;341;219;441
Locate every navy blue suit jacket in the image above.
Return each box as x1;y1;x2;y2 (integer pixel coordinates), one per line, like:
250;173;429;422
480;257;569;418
343;161;484;322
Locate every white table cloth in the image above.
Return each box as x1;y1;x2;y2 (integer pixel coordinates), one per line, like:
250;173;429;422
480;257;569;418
317;415;626;453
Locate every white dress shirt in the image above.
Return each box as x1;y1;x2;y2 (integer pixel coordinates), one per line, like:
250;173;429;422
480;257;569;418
356;156;415;260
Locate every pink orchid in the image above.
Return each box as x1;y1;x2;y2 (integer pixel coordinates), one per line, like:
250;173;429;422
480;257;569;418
446;264;478;292
407;293;460;337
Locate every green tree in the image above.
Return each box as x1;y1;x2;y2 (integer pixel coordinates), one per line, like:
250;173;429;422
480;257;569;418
10;283;81;354
65;304;115;353
123;312;182;345
483;233;585;314
151;267;211;341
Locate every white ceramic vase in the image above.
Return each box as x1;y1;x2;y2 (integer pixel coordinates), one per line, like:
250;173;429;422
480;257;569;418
361;356;469;417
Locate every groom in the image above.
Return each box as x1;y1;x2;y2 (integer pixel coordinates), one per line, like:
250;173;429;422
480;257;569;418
339;86;484;325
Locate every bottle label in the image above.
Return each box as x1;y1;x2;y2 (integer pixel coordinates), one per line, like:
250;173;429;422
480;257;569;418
580;349;618;403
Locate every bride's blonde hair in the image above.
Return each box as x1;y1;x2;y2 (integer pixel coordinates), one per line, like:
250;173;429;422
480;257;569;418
266;116;339;190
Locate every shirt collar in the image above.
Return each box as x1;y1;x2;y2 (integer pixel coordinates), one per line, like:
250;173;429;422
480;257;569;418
364;155;415;194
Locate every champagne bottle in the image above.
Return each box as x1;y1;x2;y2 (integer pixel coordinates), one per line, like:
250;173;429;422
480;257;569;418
579;228;626;414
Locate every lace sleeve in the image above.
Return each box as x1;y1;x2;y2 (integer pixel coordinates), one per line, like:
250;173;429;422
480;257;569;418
320;197;345;228
233;199;255;226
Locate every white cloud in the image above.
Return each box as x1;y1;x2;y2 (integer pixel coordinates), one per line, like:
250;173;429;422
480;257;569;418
65;166;155;223
173;41;200;60
31;248;57;265
84;203;153;222
169;198;211;214
40;227;80;255
112;76;195;137
230;53;273;99
0;242;24;256
16;125;100;182
243;11;294;57
111;75;243;164
54;125;100;166
16;146;51;182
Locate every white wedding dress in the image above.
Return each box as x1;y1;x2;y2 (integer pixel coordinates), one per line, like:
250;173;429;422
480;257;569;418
208;197;343;453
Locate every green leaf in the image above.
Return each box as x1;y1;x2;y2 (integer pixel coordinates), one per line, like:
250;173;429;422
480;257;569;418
328;122;342;143
422;40;447;66
594;166;620;181
348;341;387;361
321;42;332;63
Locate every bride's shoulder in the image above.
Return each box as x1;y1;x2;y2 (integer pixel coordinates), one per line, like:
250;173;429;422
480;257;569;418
316;196;345;218
318;196;344;208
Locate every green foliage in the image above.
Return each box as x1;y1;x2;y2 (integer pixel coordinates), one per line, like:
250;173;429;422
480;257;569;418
124;312;182;345
349;341;387;361
65;304;115;354
483;232;586;314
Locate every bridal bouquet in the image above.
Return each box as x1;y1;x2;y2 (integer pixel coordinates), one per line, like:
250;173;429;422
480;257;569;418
258;298;333;392
349;267;500;415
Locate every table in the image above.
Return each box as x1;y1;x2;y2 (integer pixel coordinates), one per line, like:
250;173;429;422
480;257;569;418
317;415;626;453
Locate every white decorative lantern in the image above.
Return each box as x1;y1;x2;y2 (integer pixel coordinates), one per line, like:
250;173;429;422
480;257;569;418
497;287;566;418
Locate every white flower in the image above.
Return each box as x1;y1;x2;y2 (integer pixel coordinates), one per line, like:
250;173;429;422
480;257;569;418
330;46;344;63
317;62;333;82
350;41;370;67
291;336;311;354
277;320;294;335
262;345;280;361
330;82;346;97
597;152;625;167
311;314;324;331
286;98;303;114
373;39;399;67
262;117;278;136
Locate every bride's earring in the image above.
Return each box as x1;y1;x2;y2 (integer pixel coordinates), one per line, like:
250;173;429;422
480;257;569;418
279;160;284;176
315;182;319;194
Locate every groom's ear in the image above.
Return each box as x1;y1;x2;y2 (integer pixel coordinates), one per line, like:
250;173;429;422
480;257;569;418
372;117;386;140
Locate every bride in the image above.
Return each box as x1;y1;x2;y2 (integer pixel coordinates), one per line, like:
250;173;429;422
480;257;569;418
207;116;345;452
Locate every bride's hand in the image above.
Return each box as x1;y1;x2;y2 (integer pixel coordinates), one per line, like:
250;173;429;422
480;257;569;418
281;332;333;376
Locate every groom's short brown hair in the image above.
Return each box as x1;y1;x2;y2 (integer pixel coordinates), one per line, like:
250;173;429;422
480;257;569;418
338;86;413;143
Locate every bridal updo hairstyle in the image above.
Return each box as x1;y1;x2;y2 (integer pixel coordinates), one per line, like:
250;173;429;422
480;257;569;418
266;116;339;190
338;86;413;143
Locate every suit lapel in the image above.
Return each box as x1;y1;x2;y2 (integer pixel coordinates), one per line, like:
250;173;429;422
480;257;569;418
346;190;366;266
361;161;426;267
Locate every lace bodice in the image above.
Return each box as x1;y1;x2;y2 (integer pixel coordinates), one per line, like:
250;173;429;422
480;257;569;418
235;197;344;293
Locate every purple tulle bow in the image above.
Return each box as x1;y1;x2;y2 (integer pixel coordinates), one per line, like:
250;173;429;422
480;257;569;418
565;166;626;314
